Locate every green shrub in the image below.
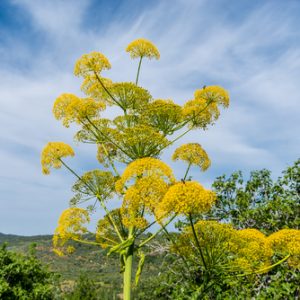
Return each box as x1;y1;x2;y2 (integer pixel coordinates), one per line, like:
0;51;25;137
0;243;58;299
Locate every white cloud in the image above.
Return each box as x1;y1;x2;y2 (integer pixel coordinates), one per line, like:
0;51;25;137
1;0;299;234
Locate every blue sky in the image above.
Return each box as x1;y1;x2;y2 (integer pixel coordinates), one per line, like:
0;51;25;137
0;0;299;235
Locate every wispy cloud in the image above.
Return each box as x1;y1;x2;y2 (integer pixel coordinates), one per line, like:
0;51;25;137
0;0;299;234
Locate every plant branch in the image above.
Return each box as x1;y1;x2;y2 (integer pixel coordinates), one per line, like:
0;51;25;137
138;215;176;248
135;56;143;85
188;213;208;270
93;71;123;108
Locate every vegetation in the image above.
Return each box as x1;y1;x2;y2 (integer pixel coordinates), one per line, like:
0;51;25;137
37;36;300;299
135;160;300;299
0;160;299;298
40;37;231;300
0;243;58;299
0;37;296;298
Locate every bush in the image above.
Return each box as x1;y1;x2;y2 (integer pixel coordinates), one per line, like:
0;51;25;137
0;243;58;299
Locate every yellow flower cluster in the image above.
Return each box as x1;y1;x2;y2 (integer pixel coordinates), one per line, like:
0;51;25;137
194;86;229;108
53;208;90;256
41;142;74;174
72;169;116;201
81;75;113;104
268;229;300;268
142;99;183;135
74;51;111;77
121;201;149;230
233;229;273;273
110;82;152;110
173;221;236;262
75;118;112;144
173;222;278;274
96;209;125;248
53;93;105;127
172;143;211;171
124;175;169;212
183;85;229;129
114;124;169;161
126;38;160;59
116;157;175;193
159;181;216;215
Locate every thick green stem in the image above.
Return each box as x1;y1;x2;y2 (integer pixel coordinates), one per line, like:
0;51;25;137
135;56;143;85
123;228;134;300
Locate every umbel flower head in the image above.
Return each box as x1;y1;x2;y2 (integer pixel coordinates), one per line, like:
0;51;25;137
74;51;111;77
172;143;211;171
183;85;230;129
195;85;229;108
53;207;90;256
159;181;216;215
115;157;176;193
126;38;160;60
232;229;273;273
268;229;300;268
124;175;169;211
142;99;183;135
173;221;236;262
41;142;74;174
53;93;105;127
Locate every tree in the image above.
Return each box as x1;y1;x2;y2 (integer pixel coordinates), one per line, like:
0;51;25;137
207;159;300;232
0;243;58;299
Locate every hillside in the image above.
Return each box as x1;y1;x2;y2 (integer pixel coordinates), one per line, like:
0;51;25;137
0;232;164;290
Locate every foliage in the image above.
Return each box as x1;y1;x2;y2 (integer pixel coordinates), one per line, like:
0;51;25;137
135;160;300;299
207;159;300;233
64;273;120;300
0;243;58;300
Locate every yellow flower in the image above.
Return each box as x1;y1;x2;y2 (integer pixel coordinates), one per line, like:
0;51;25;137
173;221;236;263
183;98;219;129
53;208;90;256
124;175;169;211
113;124;169;161
109;82;152;110
194;86;229;108
172;143;211;171
268;229;300;268
126;38;160;59
81;75;113;103
121;203;149;230
74;118;112;144
232;229;273;273
183;85;229;129
159;181;216;215
96;209;126;248
71;169;116;203
41;142;74;174
74;51;111;77
116;157;175;193
53;93;105;127
142;99;183;135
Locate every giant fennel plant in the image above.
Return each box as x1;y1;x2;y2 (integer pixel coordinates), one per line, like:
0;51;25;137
41;39;299;299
